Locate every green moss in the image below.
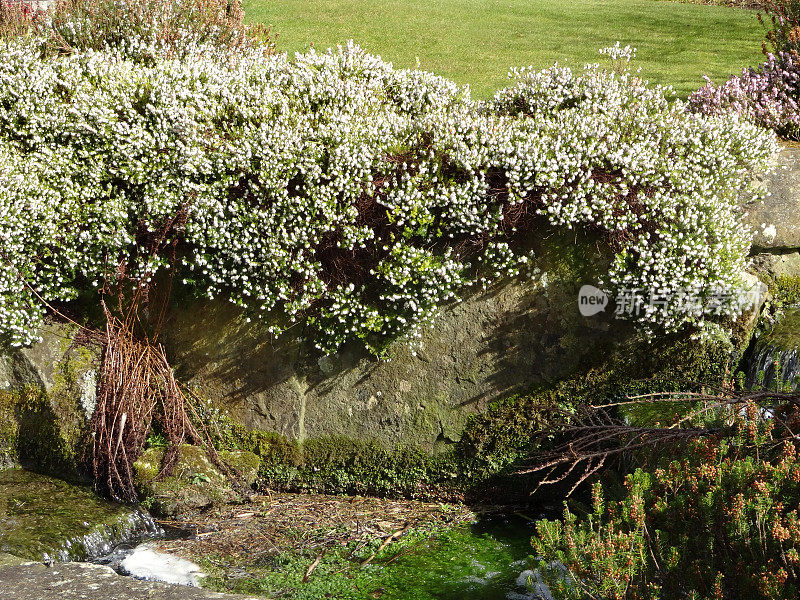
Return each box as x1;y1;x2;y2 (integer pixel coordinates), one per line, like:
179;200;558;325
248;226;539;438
0;469;147;561
0;385;89;478
219;449;261;483
0;331;99;478
0;390;20;468
772;275;800;306
133;444;261;517
199;518;535;600
0;553;27;567
226;428;464;499
760;308;800;352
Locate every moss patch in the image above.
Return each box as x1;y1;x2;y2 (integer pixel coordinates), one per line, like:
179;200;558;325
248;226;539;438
773;275;800;307
149;492;481;600
761;309;800;352
0;326;99;478
0;469;151;561
0;385;90;478
134;444;260;519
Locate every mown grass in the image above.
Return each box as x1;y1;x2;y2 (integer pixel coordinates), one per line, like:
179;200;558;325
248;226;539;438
244;0;765;98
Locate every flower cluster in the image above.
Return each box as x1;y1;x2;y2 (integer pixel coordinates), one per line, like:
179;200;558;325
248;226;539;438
0;35;777;353
689;51;800;140
493;54;776;335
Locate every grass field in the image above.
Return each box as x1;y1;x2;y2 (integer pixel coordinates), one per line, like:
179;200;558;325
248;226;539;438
244;0;765;98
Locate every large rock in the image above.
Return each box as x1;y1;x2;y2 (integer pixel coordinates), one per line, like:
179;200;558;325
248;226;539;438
0;562;256;600
0;469;157;562
0;321;100;474
750;252;800;281
164;232;628;452
134;445;260;519
162;230;754;454
744;144;800;251
0;241;772;481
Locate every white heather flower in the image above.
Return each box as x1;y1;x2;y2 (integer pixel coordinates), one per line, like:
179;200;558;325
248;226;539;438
0;36;778;353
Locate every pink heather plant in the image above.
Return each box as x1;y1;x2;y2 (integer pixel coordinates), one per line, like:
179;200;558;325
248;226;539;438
689;51;800;140
0;0;39;38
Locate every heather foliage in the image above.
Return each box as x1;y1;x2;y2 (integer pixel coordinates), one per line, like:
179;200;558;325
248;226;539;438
45;0;273;59
760;0;800;56
532;407;800;600
0;37;776;353
689;0;800;139
0;0;41;39
689;52;800;139
0;0;272;57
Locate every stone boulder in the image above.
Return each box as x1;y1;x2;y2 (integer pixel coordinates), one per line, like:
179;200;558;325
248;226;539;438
0;562;256;600
161;230;758;456
750;252;800;281
0;321;100;475
744;144;800;251
163;231;628;453
134;444;260;519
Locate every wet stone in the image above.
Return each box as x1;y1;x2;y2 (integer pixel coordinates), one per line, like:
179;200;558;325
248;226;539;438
0;562;257;599
0;469;159;561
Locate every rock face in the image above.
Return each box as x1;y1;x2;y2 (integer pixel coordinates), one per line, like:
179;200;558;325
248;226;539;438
0;321;100;474
744;144;800;251
3;149;800;466
0;562;256;600
750;252;800;281
164;231;632;452
162;228;765;454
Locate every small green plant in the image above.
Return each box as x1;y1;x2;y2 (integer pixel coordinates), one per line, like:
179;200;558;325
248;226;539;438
532;403;800;600
190;472;211;485
145;433;168;449
774;274;800;306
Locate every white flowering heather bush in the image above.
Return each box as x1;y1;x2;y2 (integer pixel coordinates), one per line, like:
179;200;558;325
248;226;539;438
0;36;777;354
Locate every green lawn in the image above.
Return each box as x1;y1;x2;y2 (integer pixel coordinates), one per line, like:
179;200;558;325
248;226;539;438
244;0;765;98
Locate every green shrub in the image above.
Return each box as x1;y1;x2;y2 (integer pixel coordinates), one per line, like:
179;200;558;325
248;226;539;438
532;409;800;599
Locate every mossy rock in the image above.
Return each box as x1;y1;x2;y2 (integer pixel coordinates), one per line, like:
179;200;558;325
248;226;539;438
0;553;28;568
176;242;756;502
134;444;259;519
207;326;737;502
163;226;749;458
0;321;99;478
0;469;153;562
761;309;800;352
